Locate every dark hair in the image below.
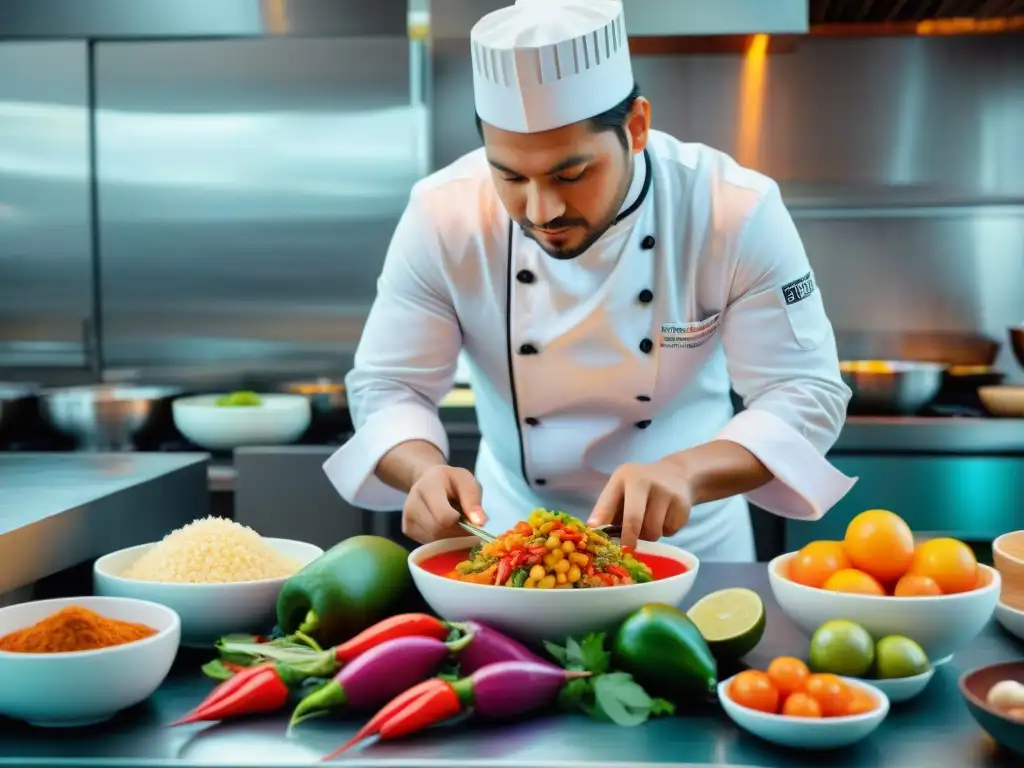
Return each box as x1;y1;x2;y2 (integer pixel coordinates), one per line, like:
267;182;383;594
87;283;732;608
475;82;642;150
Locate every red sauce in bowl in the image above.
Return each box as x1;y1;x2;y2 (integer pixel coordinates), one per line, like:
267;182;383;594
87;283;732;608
417;548;688;583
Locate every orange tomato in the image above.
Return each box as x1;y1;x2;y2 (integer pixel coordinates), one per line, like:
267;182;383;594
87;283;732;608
788;541;851;588
782;692;823;718
844;687;877;716
728;670;780;714
909;538;978;594
822;568;886;596
843;509;915;583
767;656;811;698
804;673;853;717
893;573;943;597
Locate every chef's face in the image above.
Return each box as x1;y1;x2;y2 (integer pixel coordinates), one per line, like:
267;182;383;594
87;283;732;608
481;100;650;260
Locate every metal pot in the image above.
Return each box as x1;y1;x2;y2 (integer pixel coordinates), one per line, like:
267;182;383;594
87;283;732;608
38;385;184;451
279;378;352;438
840;361;946;416
0;383;41;444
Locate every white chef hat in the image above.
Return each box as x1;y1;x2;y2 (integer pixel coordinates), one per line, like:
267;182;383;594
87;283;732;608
470;0;634;134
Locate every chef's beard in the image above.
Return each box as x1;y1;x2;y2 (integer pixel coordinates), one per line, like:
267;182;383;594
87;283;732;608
520;154;635;261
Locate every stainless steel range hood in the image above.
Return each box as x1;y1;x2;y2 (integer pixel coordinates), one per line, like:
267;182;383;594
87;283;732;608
430;0;809;39
0;0;408;39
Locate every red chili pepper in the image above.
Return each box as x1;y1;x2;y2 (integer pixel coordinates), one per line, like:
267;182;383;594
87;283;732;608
585;564;596;577
528;546;548;556
509;549;527;569
172;663;303;725
334;613;451;664
598;573;615;586
377;678;462;741
320;677;448;761
606;564;631;579
560;531;582;542
495;555;513;586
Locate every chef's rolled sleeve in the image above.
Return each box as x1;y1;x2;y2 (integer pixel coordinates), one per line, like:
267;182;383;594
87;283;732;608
323;192;461;512
716;182;857;521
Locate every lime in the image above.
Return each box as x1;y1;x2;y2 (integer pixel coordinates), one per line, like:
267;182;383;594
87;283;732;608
808;619;875;677
686;588;766;662
216;390;262;407
874;635;930;679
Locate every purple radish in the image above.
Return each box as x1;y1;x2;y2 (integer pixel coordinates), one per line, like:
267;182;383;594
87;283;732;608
451;660;589;719
457;620;554;674
289;633;469;728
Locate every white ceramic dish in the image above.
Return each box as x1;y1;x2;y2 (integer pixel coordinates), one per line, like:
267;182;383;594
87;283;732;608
718;674;889;749
0;596;180;727
995;601;1024;642
409;535;698;643
94;538;323;648
172;394;311;451
768;552;1000;664
860;668;936;703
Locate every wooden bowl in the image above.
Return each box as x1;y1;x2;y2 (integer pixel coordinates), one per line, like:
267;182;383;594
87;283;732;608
994;531;1024;611
959;661;1024;758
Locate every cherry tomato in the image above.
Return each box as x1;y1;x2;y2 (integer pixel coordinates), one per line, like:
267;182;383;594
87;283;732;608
782;692;822;718
767;656;810;698
844;687;877;716
728;670;779;714
804;673;852;717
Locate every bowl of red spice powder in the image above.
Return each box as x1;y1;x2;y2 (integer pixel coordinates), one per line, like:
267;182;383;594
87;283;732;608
0;595;180;727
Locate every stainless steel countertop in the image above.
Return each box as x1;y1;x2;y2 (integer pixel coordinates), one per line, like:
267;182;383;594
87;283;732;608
0;453;211;594
0;564;1019;768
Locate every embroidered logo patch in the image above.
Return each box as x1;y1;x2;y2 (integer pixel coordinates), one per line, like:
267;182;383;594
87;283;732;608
660;316;720;349
781;272;816;306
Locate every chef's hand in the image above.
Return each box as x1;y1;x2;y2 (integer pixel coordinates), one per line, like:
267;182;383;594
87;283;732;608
588;459;694;549
402;465;487;545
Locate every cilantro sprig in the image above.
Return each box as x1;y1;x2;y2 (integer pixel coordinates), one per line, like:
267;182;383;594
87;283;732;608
544;632;675;727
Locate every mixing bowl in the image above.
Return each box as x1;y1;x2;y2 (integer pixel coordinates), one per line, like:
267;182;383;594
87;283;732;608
94;538;323;647
768;552;1000;663
39;385;183;450
172;393;311;451
409;535;698;643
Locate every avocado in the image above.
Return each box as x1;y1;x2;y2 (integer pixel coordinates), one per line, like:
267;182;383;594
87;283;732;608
276;535;413;646
215;390;263;407
612;603;718;702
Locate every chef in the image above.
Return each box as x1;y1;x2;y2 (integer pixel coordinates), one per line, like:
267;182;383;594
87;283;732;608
324;0;856;561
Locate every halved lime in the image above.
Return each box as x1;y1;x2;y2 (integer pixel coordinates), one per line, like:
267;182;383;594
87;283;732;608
687;588;766;662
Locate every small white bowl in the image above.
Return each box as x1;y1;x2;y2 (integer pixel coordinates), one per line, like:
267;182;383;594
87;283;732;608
718;674;889;749
172;394;311;451
859;667;936;703
409;535;698;644
0;596;180;727
94;538;323;648
768;552;1000;663
995;601;1024;642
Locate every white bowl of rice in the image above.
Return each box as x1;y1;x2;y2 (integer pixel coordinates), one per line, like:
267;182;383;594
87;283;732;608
93;517;323;648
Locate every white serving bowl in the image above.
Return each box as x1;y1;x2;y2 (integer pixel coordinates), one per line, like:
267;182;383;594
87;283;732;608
768;552;1000;664
860;667;935;704
718;674;889;750
995;601;1024;643
172;394;311;451
94;538;324;648
0;596;180;727
409;535;699;644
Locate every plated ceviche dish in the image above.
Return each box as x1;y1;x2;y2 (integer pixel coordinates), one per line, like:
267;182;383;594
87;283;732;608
423;509;684;589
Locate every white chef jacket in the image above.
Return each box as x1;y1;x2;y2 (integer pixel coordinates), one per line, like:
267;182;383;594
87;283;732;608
324;130;857;562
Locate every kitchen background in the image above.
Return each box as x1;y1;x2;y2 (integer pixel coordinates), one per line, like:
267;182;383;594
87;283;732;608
1;0;1022;563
